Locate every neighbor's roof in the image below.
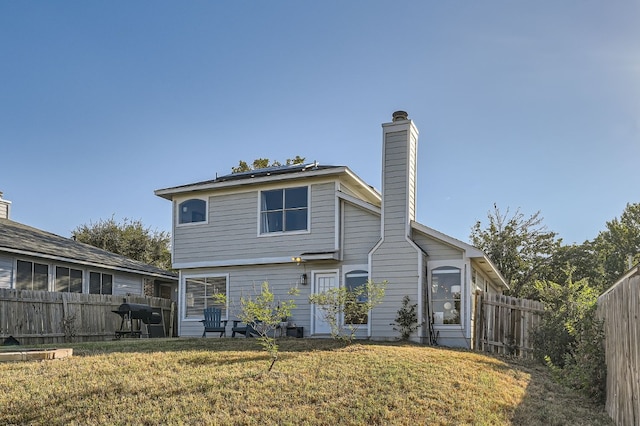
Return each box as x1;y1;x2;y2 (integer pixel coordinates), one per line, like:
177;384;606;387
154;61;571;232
0;219;177;280
155;162;380;202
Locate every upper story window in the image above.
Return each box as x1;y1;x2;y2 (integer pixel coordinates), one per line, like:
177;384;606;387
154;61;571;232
260;186;308;234
179;199;207;224
16;260;48;291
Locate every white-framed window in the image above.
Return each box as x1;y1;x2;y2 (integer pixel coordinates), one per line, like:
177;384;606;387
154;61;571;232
344;269;369;325
55;266;83;293
16;260;49;290
184;274;229;320
89;272;113;295
260;186;308;234
178;198;207;224
431;265;462;325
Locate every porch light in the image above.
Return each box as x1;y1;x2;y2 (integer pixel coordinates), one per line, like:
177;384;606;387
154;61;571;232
300;273;308;285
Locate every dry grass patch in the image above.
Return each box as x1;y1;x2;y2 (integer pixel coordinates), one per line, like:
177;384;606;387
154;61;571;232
0;339;611;425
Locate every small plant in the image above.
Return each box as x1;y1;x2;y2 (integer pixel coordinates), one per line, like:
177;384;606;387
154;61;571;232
215;282;298;372
390;295;420;340
309;280;386;343
62;310;79;343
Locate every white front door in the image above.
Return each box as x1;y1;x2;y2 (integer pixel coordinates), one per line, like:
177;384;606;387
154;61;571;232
312;271;338;335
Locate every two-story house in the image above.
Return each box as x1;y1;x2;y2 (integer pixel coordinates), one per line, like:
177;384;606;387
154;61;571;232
155;111;507;347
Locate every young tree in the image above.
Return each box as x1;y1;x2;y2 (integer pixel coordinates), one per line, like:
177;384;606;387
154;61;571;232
72;216;171;270
215;282;298;372
308;280;386;343
470;205;561;298
231;156;306;173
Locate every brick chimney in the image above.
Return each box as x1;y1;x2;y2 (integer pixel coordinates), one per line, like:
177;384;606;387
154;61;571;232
0;192;10;220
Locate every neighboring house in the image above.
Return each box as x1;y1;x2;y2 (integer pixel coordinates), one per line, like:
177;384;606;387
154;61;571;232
0;193;177;299
155;111;507;347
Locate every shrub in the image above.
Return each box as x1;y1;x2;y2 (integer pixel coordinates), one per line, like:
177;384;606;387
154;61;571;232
532;267;606;403
390;295;420;340
308;280;386;343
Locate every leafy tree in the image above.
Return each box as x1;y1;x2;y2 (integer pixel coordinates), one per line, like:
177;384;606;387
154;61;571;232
470;205;561;298
308;280;386;343
72;216;171;270
545;241;607;292
231;156;306;173
593;202;640;287
214;282;298;372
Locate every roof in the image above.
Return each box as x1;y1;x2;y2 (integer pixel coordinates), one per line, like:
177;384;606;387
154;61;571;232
0;219;177;280
155;162;380;203
411;221;509;290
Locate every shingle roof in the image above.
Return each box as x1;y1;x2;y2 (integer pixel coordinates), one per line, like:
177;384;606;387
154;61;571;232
0;218;176;280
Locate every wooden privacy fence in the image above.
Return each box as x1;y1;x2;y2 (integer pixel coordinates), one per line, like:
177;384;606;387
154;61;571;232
597;267;640;426
474;292;543;358
0;289;176;345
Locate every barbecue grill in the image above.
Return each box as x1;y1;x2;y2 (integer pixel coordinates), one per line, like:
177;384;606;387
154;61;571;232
112;303;162;339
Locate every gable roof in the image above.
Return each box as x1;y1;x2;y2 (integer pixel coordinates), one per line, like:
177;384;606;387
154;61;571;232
155;163;380;204
411;221;508;290
0;219;176;280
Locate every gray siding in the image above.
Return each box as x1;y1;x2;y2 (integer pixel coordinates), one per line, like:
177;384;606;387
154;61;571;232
0;255;12;289
173;182;337;265
342;203;380;265
113;273;143;296
179;264;313;337
382;130;410;238
411;232;464;261
370;240;421;339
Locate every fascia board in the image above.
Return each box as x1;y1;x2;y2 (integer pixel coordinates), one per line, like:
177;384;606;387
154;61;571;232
156;167;351;199
0;247;177;280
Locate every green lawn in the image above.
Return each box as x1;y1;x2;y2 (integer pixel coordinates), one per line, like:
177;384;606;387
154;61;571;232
0;338;612;425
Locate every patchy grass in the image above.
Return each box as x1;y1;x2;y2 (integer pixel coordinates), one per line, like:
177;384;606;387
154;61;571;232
0;339;611;425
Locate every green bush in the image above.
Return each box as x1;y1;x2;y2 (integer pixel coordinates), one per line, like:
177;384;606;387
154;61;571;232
532;268;606;403
390;295;420;340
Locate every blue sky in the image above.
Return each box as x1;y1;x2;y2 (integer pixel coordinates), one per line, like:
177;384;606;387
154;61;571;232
1;1;638;245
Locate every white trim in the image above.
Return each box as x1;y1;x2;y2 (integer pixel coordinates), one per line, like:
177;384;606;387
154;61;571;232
173;256;294;270
175;196;209;227
3;248;176;281
427;259;467;330
336;191;381;215
181;272;230;322
310;269;340;335
342;264;370;336
256;185;310;237
155;166;380;204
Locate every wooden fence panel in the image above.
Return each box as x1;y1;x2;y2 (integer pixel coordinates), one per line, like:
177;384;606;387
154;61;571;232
598;271;640;426
0;289;175;345
474;292;543;359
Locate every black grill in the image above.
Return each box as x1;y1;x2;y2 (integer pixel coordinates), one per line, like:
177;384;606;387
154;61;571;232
112;303;162;338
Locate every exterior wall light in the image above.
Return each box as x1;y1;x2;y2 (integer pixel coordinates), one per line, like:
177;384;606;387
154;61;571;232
300;273;308;285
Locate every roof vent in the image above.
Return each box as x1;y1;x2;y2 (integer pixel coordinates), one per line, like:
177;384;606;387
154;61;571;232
392;111;408;122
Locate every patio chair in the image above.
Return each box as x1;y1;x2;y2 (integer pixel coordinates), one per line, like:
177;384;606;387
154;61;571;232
201;307;228;338
231;319;261;337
